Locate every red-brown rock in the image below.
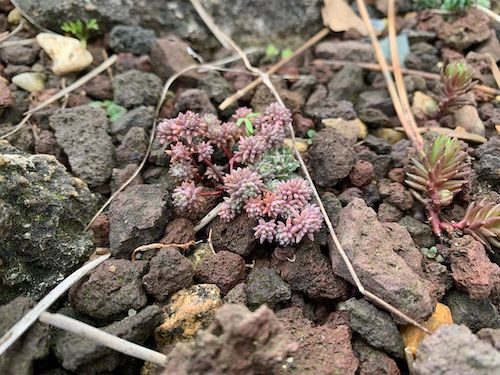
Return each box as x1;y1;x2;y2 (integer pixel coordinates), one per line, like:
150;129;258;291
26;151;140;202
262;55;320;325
450;236;500;300
350;159;374;187
195;250;246;295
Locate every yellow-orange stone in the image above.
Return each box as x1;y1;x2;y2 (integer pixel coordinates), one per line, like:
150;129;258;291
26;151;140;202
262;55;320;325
400;302;454;356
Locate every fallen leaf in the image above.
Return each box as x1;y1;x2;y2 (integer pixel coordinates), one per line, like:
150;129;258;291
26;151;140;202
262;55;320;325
322;0;367;36
400;302;453;356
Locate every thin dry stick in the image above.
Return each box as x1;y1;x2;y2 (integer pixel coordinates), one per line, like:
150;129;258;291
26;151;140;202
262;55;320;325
475;3;500;24
39;312;167;366
0;19;26;47
86;53;252;230
0;113;32;140
0;19;26;44
25;55;118;115
194;202;223;233
0;253;110;356
0;38;36;48
388;0;423;151
218;27;330;110
189;0;231;49
312;59;500;96
355;0;423;152
60;77;69;109
190;0;430;333
11;0;53;33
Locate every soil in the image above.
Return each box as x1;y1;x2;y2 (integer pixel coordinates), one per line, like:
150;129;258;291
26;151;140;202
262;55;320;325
1;1;500;374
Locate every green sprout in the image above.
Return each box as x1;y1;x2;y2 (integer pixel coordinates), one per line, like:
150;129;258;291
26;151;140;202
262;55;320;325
61;19;99;48
89;100;127;122
265;44;280;59
281;48;293;59
236;112;259;136
306;129;317;145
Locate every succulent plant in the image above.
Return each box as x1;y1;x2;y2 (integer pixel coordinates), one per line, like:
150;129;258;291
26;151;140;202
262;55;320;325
452;201;500;250
156;102;323;246
433;61;475;118
406;135;469;209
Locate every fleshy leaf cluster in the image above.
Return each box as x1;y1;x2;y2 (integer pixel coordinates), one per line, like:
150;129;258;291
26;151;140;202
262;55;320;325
157;102;323;246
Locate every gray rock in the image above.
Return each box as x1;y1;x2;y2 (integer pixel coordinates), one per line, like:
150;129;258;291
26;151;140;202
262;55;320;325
198;71;233;105
142;247;194;301
0;142;97;303
405;42;440;73
53;305;162;373
224;283;247;304
315;40;374;62
16;0;323;51
246;267;291;309
444;290;500;333
176;88;216;114
356;90;395;127
340;298;404;358
353;339;400;375
68;259;148;321
321;191;342;227
391;139;412;167
113;69;162;108
475;136;500;190
208;213;258;257
364;135;391;154
109;184;172;258
0;40;40;65
109;25;155;54
115;126;148;167
330;198;434;321
0;297;50;375
110;105;155;137
327;64;365;101
398;215;435;247
308;127;356;187
50;106;113;186
273;240;350;302
304;85;356;122
413;325;500;375
195;250;246;295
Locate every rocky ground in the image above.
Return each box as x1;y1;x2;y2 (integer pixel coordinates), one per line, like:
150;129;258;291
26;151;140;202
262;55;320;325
1;0;500;374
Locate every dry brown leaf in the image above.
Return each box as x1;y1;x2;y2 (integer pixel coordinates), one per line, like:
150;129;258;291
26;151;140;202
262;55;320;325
490;56;500;89
322;0;367;35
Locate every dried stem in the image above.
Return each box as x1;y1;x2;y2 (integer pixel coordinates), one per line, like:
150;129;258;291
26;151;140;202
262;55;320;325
191;0;430;333
0;253;110;355
388;0;423;152
39;312;167;366
0;113;32;140
0;19;25;44
313;59;500;96
25;55;118;115
356;0;423;152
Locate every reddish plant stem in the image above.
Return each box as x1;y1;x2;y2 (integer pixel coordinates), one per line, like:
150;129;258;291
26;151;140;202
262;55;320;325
200;190;223;197
202;157;224;181
221;145;233;161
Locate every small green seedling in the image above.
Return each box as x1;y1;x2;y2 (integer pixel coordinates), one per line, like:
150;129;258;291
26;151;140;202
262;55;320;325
281;48;293;59
236;112;260;136
265;44;280;59
61;19;99;48
90;100;127;122
306;129;316;145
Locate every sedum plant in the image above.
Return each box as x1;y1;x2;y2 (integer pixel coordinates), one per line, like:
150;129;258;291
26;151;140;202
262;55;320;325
451;201;500;250
406;135;500;249
431;62;475;119
157;102;323;246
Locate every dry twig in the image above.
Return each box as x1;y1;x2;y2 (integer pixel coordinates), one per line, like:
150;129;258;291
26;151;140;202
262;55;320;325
0;253;110;355
131;241;196;260
39;312;167;365
312;59;500;96
25;55;118;115
356;0;423;151
0;19;26;44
